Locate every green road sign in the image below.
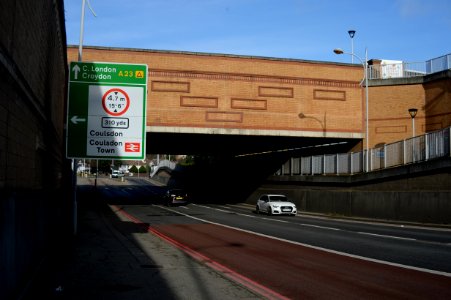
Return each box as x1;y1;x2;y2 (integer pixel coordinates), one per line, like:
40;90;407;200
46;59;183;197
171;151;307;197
66;61;148;159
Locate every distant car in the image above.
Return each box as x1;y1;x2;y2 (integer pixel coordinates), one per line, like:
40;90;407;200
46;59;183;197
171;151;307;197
256;194;297;216
111;170;124;178
164;189;189;206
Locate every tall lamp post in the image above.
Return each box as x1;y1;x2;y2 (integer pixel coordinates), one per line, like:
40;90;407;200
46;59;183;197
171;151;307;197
334;47;369;172
408;108;418;137
348;30;356;64
73;0;96;235
78;0;97;61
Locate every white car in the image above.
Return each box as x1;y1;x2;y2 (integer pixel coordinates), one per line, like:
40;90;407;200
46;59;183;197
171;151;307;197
111;170;124;178
256;194;297;216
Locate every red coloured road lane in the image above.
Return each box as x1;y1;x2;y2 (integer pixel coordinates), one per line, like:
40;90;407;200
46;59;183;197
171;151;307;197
149;223;451;299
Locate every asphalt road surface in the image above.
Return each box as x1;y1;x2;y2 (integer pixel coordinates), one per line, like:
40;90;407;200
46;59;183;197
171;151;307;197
95;177;451;299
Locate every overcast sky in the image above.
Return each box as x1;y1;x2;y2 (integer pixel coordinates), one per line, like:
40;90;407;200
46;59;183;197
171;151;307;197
63;0;451;63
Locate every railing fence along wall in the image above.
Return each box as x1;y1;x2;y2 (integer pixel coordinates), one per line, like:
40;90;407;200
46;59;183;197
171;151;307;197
368;53;451;80
277;126;451;176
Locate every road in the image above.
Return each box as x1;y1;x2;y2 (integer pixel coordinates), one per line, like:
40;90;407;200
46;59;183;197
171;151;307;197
96;177;451;299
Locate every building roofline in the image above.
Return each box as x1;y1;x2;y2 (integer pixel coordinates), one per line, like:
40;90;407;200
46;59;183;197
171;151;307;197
67;44;357;67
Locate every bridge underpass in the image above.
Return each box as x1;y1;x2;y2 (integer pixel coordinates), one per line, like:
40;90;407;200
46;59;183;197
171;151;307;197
146;131;359;155
146;131;360;203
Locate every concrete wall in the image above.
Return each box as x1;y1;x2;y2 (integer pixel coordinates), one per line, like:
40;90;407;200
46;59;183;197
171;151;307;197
248;158;451;224
0;1;69;299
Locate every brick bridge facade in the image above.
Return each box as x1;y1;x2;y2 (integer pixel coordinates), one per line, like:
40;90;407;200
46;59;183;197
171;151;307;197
67;46;451;154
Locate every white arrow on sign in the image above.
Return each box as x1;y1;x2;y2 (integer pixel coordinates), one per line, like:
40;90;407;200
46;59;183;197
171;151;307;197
72;64;81;80
71;115;86;124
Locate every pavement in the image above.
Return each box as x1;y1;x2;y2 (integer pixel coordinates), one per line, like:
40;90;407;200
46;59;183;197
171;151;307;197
22;176;263;300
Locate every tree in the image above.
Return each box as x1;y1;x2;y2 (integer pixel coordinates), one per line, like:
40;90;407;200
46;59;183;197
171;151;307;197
129;165;138;173
138;165;147;173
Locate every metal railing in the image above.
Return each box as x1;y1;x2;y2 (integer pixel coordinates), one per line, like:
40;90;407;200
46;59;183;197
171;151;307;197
368;53;451;80
277;126;451;176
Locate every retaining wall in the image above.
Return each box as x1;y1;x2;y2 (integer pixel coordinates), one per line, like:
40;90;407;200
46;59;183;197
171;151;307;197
247;158;451;224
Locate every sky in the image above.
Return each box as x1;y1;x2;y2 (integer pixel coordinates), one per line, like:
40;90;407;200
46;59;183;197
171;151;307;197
63;0;451;64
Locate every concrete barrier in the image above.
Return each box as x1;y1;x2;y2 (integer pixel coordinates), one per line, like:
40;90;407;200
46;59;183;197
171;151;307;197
248;158;451;224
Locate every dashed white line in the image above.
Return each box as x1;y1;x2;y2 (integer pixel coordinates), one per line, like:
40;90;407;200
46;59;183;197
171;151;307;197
197;204;340;230
301;224;341;231
358;232;417;241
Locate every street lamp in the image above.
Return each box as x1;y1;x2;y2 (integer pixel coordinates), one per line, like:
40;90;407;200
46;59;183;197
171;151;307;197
78;0;97;61
348;30;356;64
298;112;326;137
334;47;370;172
408;108;418;137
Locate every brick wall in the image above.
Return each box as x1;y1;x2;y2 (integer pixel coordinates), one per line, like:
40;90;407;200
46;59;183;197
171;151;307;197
67;46;451;150
1;1;67;190
67;46;365;140
0;1;68;299
369;74;451;148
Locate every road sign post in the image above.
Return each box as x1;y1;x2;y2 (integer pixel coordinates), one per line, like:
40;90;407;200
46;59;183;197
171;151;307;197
67;61;147;159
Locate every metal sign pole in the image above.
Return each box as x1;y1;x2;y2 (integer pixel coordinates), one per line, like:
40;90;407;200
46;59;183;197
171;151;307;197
72;0;97;235
72;0;87;235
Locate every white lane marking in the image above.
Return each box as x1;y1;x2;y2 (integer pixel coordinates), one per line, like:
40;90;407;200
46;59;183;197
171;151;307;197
197;204;339;230
197;204;449;242
358;232;417;241
163;204;451;278
263;217;289;223
301;224;341;231
207;206;228;213
232;203;451;233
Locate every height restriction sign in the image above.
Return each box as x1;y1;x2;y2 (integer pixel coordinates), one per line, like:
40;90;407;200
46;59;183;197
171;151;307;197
66;61;148;159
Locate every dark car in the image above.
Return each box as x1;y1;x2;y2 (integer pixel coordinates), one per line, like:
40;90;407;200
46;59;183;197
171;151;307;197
164;189;189;206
